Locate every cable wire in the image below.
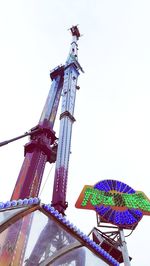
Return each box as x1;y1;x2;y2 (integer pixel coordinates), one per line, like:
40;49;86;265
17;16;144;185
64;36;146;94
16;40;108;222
39;164;54;197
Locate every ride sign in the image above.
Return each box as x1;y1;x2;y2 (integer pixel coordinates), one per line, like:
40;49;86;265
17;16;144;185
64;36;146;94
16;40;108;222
75;179;150;229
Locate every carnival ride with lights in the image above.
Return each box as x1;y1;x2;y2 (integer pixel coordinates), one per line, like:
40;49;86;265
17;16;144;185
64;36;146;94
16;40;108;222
0;26;150;266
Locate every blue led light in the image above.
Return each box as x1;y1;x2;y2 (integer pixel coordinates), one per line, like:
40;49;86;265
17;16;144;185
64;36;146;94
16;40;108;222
17;199;23;205
11;200;18;207
68;223;74;229
107;180;113;191
133;209;143;218
94;180;110;192
95;205;110;216
23;198;29;205
128;188;135;194
105;253;111;259
94;179;135;194
46;205;52;211
28;198;34;204
90;241;96;248
57;213;63;221
123;185;130;193
0;197;40;212
73;226;78;232
62;216;67;222
54;212;59;218
53;210;59;218
77;229;81;234
86;237;91;244
4;201;11;208
82;234;90;242
65;220;71;226
51;209;55;214
0;202;4;209
32;197;39;204
120;183;126;192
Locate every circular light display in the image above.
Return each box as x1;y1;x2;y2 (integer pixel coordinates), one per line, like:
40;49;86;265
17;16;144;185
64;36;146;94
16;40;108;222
76;179;150;229
94;180;142;228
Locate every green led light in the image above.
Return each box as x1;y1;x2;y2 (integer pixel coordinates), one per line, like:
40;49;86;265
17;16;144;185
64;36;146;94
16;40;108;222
81;188;115;206
81;187;150;213
103;192;115;206
123;193;150;211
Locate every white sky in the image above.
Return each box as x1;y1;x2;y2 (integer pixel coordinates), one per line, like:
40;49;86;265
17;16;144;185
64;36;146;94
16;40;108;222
0;0;150;265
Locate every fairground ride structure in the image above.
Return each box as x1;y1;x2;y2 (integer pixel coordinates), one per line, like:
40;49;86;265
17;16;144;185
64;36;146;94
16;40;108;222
0;26;125;266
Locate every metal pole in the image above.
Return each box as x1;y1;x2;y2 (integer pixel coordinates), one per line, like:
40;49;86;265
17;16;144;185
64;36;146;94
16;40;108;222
119;228;131;266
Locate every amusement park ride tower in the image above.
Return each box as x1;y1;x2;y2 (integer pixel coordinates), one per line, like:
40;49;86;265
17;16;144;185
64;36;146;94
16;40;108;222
11;25;82;214
1;26;149;265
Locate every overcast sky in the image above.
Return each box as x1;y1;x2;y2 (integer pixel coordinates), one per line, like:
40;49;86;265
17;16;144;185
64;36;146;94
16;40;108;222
0;1;150;265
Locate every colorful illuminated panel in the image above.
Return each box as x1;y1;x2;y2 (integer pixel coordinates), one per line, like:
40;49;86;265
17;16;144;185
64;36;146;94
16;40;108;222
75;180;150;229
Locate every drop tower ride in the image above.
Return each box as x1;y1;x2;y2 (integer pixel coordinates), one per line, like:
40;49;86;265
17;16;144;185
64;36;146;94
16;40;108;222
11;26;82;213
0;27;120;266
